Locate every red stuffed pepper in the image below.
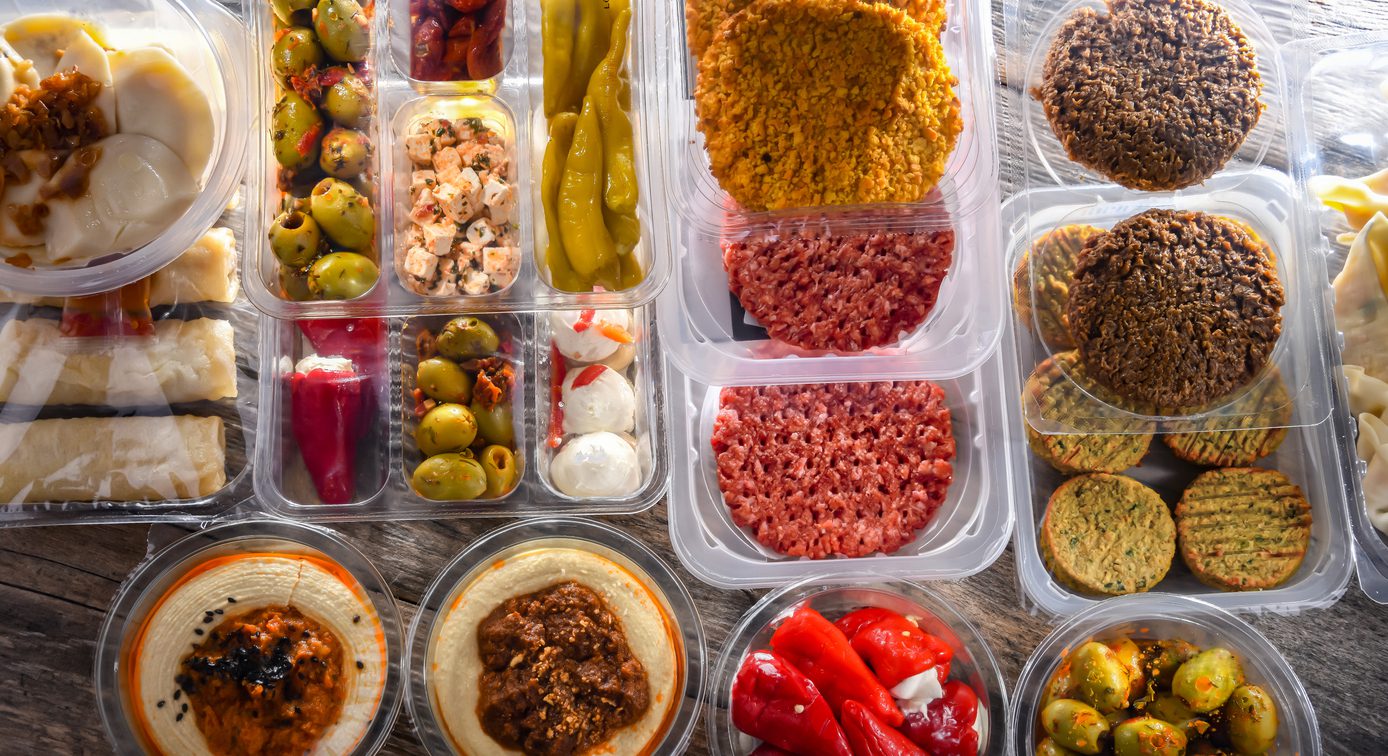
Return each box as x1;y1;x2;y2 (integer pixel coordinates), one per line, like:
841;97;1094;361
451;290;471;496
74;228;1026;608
898;680;983;756
731;651;853;756
769;606;903;727
290;355;367;504
840;700;927;756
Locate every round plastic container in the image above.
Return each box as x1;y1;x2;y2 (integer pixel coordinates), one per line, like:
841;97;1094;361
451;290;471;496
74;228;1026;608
0;0;250;297
94;518;404;754
1009;593;1321;756
707;575;1008;755
405;517;706;755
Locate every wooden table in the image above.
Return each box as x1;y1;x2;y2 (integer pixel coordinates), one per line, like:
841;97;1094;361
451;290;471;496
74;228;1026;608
5;1;1388;754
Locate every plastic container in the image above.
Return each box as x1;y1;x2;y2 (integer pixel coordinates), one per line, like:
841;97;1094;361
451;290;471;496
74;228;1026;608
665;349;1015;589
650;0;1000;235
248;0;671;318
0;196;255;526
0;0;250;297
707;575;1007;755
1285;30;1388;603
95;518;405;755
405;517;706;755
254;306;668;521
1004;171;1336;434
1009;593;1321;755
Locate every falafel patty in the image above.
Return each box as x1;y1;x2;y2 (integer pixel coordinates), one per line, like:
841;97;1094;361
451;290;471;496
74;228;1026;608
1024;352;1153;475
1037;0;1263;191
1041;473;1176;596
684;0;946;60
1068;209;1284;411
1163;374;1293;467
1176;467;1312;591
1013;224;1104;348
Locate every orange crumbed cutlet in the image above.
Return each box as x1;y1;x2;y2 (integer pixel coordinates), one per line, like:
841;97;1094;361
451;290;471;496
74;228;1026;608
683;0;948;60
693;0;962;212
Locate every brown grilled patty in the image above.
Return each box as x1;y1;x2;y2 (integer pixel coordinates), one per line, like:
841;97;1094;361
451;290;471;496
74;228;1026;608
1068;209;1284;411
1037;0;1263;191
1176;467;1312;591
1163;374;1292;467
1013;224;1104;348
1041;473;1175;596
1024;352;1153;474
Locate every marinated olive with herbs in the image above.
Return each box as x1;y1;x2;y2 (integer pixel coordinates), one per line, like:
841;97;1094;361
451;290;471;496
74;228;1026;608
279;265;314;301
323;72;372;127
269;210;322;268
416;357;473;403
319;127;372;179
416;403;479;456
412;453;487;500
1143;639;1201;688
1042;698;1109;755
315;0;371;63
1112;717;1187;756
1070;641;1132;713
480;445;519;497
1145;692;1208;740
1036;738;1079;756
271;91;324;171
1173;648;1244;713
1104;637;1146;702
1223;685;1278;755
272;27;324;83
310;178;375;251
472;398;514;447
270;0;316;24
308;251;378;299
436;316;501;360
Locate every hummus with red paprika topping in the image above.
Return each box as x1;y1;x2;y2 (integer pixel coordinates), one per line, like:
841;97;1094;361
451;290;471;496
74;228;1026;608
428;546;681;755
127;553;388;755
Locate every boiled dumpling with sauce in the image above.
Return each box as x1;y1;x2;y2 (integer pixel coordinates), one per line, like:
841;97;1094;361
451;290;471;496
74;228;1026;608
0;44;39;104
1334;212;1388;384
55;30;115;128
2;14;106;77
110;46;213;178
0;152;50;247
42;134;195;264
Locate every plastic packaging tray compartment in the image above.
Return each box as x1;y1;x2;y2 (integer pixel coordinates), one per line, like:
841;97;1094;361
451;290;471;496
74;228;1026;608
0;0;250;299
246;0;671;318
254;307;668;521
1005;170;1336;434
707;576;1007;755
1285;30;1388;603
1003;0;1301;196
647;0;1000;236
665;350;1015;589
658;197;1007;386
1008;593;1320;756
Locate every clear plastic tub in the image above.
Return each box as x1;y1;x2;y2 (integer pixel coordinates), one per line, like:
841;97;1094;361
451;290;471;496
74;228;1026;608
649;0;1000;235
404;517;706;755
0;0;250;298
1284;30;1388;604
0;196;255;526
95;518;405;755
248;0;671;318
254;306;668;521
707;575;1007;756
1009;593;1321;756
665;350;1016;589
1004;171;1336;434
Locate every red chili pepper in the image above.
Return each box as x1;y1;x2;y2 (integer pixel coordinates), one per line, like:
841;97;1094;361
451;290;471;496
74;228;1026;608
291;366;366;504
837;610;954;689
841;700;927;756
898;680;981;756
546;344;566;448
570;364;607;389
296;120;324;158
769;606;904;727
466;0;505;80
731;651;853;756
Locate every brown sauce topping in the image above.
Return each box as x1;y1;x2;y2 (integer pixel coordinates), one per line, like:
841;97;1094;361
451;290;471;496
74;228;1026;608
476;581;651;756
0;70;109;162
176;605;348;756
38;144;101;202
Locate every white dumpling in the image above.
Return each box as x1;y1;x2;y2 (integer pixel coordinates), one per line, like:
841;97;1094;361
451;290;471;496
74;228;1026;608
2;14;105;77
109;46;213;179
0;152;50;247
55;31;114;129
1334;212;1388;384
0;38;39;104
42;134;195;263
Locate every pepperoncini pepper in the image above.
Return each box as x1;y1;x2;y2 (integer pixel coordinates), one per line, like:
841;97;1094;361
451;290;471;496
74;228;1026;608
586;9;637;215
541;112;588;292
559;0;610;115
558;98;617;278
540;0;576;117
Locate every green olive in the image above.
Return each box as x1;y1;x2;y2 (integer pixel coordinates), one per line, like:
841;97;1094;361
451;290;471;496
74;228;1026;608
268;210;321;268
1036;737;1080;756
1187;741;1237;756
1070;641;1132;713
271;91;324;172
416;403;479;456
480;444;519;498
271;27;323;84
411;453;487;500
416;357;473;403
1042;663;1079;712
315;0;370;63
323;71;372;128
279;264;314;301
1112;717;1187;756
309;178;375;251
307;251;378;300
1173;648;1244;714
1041;698;1110;755
319;127;372;179
472;398;515;447
1146;692;1210;740
1104;637;1147;703
1223;685;1278;755
269;0;316;24
436;316;501;360
1143;639;1201;689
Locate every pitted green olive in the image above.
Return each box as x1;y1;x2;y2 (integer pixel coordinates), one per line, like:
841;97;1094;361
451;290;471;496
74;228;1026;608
1104;637;1146;702
279;264;314;301
1143;639;1201;688
1172;648;1244;713
472;398;514;447
416;357;473;404
1112;717;1187;756
268;210;321;268
1041;699;1109;755
1042;664;1079;712
323;71;371;127
307;251;378;300
269;0;316;24
315;0;370;63
436;316;501;360
271;27;323;83
318;127;372;179
1070;641;1132;713
416;403;478;456
309;178;375;251
1036;737;1079;756
480;445;519;498
271;91;324;172
1145;692;1209;739
411;453;487;500
1223;685;1278;755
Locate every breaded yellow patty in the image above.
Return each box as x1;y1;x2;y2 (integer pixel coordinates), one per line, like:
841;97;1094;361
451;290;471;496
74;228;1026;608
684;0;946;59
1023;351;1153;475
1041;473;1175;596
1012;224;1104;348
1176;467;1311;592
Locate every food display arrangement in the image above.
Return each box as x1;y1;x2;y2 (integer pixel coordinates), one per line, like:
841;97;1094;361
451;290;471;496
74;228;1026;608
0;0;1382;752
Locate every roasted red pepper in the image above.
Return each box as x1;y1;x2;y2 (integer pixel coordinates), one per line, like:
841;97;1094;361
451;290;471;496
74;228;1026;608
731;651;853;756
841;700;927;756
546;343;567;448
748;745;795;756
769;606;904;727
570;364;606;389
836;608;954;688
290;357;366;504
834;607;900;641
898;680;982;756
467;0;506;79
297;318;386;377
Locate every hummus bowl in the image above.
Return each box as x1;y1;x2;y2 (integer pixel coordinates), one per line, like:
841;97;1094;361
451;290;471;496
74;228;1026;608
406;517;705;755
95;519;404;755
708;575;1008;756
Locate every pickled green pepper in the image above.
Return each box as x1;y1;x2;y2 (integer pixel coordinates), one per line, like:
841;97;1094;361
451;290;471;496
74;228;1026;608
558;99;617;278
561;0;610;114
541;112;588;292
587;10;637;214
541;0;576;117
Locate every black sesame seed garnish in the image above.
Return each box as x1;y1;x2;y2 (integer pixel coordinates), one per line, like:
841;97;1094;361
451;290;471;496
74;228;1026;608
173;690;181;701
175;713;184;723
193;629;204;636
352;615;360;624
214;609;224;615
356;660;364;670
156;700;165;709
203;615;215;624
227;596;236;603
181;703;188;714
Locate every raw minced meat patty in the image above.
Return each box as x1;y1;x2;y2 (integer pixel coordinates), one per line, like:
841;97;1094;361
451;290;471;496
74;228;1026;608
711;381;956;558
722;229;955;352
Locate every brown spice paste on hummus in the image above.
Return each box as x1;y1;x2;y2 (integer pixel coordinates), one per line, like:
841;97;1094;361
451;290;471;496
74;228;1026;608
176;605;348;756
476;581;651;756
